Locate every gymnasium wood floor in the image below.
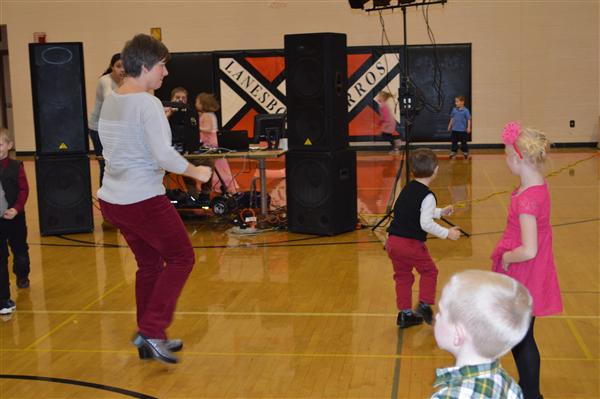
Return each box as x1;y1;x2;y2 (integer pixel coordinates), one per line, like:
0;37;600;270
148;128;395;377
0;149;598;398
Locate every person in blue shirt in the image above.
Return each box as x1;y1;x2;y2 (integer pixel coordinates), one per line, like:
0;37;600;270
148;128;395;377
447;95;471;159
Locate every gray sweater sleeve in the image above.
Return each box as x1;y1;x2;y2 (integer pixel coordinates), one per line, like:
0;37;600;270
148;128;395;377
142;96;189;175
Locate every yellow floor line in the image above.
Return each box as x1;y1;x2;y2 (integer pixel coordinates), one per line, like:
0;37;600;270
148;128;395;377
481;168;510;209
23;279;128;350
565;318;594;360
1;348;598;362
14;309;600;319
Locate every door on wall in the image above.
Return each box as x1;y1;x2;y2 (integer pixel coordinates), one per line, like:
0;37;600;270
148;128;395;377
0;25;14;133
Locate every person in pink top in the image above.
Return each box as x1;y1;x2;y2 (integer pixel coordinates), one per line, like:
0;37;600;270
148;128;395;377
195;93;239;193
491;122;562;399
375;90;402;152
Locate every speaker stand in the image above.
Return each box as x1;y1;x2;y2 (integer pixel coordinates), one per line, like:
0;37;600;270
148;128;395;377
371;151;404;231
368;1;445;231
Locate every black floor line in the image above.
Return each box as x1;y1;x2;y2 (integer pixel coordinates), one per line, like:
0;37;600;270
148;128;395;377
390;327;404;399
0;374;158;399
26;216;599;249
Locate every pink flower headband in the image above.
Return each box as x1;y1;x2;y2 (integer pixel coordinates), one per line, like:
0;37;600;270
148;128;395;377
502;121;523;159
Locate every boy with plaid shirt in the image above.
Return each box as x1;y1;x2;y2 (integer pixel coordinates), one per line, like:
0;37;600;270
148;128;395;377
432;270;532;399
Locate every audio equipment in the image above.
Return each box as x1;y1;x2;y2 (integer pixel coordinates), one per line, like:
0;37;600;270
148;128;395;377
35;155;93;235
284;33;349;152
286;149;357;235
29;43;89;155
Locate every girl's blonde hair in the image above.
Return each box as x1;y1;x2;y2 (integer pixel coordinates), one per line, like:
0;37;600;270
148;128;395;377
378;90;394;101
195;93;220;112
515;127;549;165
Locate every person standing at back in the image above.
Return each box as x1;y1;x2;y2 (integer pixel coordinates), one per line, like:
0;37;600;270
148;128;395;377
195;93;239;193
88;53;125;186
447;95;471;159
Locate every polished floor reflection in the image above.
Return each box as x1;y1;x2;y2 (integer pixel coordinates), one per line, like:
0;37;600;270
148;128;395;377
0;149;598;398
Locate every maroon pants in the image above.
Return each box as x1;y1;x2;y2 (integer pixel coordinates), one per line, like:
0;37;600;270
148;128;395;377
386;235;438;310
100;195;195;339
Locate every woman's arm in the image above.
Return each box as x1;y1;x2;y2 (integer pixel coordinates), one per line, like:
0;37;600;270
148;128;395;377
142;97;191;174
502;214;538;270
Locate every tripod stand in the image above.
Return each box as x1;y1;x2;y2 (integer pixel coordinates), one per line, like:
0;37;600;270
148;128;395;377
371;2;439;231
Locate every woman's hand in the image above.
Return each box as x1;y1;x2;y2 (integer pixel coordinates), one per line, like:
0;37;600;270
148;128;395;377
193;165;212;183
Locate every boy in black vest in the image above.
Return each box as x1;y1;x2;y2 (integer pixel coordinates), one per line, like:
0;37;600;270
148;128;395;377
0;129;31;315
386;148;461;328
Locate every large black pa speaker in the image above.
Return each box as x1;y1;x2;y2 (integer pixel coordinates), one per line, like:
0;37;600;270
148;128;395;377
284;33;348;152
35;155;93;235
29;43;89;155
286;149;357;236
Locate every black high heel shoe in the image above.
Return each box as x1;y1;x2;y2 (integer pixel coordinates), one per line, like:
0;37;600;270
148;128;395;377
137;338;183;359
133;334;179;364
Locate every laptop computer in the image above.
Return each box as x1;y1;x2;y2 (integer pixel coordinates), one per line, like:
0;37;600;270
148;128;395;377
217;130;250;152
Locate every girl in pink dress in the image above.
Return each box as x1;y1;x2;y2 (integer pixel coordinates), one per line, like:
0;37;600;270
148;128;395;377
491;122;562;399
195;93;239;193
375;91;402;151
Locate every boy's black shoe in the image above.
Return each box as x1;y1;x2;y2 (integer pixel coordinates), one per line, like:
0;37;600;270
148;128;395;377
17;277;30;289
0;299;16;315
396;311;423;329
415;302;433;325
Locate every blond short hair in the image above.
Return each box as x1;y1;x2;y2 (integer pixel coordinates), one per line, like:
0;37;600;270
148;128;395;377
378;90;394;101
440;270;532;359
0;128;13;144
515;127;549;165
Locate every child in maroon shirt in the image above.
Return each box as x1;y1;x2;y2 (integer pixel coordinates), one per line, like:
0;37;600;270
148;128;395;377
0;129;30;315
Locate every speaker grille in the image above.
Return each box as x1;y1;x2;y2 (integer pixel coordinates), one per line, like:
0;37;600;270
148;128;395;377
293;106;324;146
291;58;323;98
286;149;357;236
40;164;88;208
29;43;88;155
289;159;330;208
35;155;93;235
284;33;349;152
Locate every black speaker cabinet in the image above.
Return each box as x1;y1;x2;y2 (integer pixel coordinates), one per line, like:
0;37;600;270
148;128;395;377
35;155;93;235
29;42;89;155
284;33;348;152
286;149;357;236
